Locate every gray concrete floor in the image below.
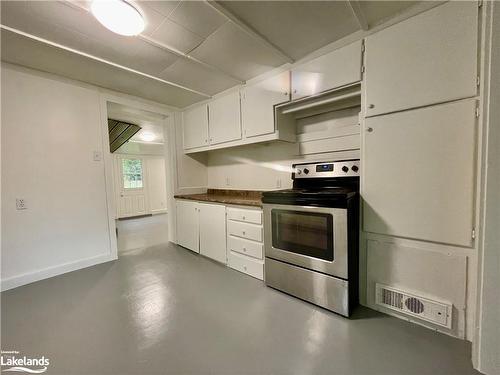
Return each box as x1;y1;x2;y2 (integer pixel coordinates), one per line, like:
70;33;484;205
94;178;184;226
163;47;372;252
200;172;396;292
116;213;169;253
2;243;479;375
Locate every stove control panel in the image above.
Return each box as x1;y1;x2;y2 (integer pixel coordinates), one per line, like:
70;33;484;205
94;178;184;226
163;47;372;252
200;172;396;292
293;160;360;178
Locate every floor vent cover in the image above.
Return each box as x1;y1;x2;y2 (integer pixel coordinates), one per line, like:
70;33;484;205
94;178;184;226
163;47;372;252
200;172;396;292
375;284;452;328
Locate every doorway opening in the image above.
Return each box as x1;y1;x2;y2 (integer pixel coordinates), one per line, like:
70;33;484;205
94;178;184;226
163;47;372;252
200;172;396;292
105;100;171;254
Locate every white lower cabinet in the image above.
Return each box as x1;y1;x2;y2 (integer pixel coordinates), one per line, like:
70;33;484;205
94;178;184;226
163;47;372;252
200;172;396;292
227;220;263;242
176;200;264;280
176;199;200;253
227;235;263;260
176;200;226;262
199;203;227;264
226;206;264;280
228;251;264;280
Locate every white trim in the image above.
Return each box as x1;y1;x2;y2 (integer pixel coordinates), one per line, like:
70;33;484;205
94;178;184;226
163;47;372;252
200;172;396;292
100;94;177;244
165;115;179;243
99;96;119;259
1;253;116;292
152;209;168;215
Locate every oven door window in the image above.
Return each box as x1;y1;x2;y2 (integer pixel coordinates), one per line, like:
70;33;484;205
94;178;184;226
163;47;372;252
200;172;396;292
271;209;334;261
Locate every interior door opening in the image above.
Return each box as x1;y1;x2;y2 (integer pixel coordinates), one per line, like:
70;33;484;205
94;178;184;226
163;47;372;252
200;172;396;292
104;100;171;254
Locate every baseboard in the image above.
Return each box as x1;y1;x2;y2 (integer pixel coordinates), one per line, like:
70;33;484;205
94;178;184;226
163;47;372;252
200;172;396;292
1;253;117;292
151;209;167;215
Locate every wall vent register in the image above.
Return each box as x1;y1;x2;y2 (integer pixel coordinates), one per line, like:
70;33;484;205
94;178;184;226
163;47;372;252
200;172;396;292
375;283;452;328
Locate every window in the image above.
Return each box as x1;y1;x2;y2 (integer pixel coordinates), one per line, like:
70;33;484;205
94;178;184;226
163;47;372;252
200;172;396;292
122;158;143;189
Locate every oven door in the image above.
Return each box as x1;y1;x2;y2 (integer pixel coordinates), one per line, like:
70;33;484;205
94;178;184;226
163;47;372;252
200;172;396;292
263;203;348;279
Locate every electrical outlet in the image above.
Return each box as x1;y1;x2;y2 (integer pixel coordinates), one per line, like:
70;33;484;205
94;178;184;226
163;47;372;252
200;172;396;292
16;198;27;210
276;179;282;188
225;177;230;186
93;151;102;161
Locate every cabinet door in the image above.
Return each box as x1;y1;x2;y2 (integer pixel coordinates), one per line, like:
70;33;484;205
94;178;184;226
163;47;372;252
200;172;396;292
362;99;477;247
208;91;242;145
291;40;362;100
176;200;199;252
241;72;290;138
365;2;478;117
199;203;227;263
183;105;209;149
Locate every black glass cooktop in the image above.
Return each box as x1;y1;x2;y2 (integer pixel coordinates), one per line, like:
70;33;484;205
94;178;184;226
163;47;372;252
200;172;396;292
262;187;357;207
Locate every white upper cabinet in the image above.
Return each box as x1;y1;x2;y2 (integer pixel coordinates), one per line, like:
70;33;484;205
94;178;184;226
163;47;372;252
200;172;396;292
291;40;362;100
183;104;209;149
208;91;242;145
176;199;200;253
364;2;478;117
199;203;227;264
363;99;477;247
241;72;290;138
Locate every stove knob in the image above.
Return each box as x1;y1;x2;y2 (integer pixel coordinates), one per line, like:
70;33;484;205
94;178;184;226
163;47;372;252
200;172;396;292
342;166;349;173
351;165;359;172
303;168;309;174
296;169;302;175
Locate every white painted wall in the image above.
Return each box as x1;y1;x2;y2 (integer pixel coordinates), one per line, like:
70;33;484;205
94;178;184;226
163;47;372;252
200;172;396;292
207;139;359;190
1;64;113;290
147;157;167;214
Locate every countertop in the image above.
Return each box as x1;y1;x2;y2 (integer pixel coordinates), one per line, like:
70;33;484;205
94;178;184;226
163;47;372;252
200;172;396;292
174;189;263;208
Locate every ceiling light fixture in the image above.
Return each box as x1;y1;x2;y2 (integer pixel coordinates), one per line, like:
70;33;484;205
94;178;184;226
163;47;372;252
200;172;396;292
140;132;155;142
91;0;145;36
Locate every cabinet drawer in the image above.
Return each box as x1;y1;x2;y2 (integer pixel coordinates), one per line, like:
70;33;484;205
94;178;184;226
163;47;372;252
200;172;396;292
228;251;264;280
227;221;262;242
227;235;263;260
227;207;262;224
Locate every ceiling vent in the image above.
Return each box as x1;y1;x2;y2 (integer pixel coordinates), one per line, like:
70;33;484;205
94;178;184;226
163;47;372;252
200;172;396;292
375;283;452;329
108;119;141;153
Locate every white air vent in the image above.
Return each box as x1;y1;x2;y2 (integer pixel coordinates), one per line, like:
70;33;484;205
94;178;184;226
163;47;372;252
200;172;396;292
375;284;452;328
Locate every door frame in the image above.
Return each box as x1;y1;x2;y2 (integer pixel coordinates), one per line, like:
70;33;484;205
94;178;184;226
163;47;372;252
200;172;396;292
98;93;177;260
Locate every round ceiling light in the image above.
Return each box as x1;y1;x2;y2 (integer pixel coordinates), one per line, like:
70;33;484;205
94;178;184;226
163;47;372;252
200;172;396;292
140;132;155;142
91;0;145;36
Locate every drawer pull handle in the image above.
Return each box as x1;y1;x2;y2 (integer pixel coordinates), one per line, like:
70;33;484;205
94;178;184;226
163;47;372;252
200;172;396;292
242;216;246;220
243;248;247;252
243;266;247;271
242;231;246;235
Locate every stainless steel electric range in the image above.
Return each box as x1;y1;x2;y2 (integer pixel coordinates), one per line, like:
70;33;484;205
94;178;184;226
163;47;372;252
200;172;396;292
262;160;360;317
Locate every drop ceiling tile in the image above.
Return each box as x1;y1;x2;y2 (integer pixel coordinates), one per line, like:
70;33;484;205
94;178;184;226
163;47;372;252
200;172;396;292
189;22;288;81
168;1;227;38
131;2;166;36
359;1;420;28
127;42;179;76
2;1;177;77
140;1;181;18
150;18;203;53
1;29;206;108
218;1;360;60
159;59;239;95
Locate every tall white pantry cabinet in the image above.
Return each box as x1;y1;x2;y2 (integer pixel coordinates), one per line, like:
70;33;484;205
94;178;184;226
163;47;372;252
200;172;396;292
361;1;481;339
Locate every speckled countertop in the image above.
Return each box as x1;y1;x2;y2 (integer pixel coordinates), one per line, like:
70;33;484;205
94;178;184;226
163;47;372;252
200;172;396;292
174;189;263;207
